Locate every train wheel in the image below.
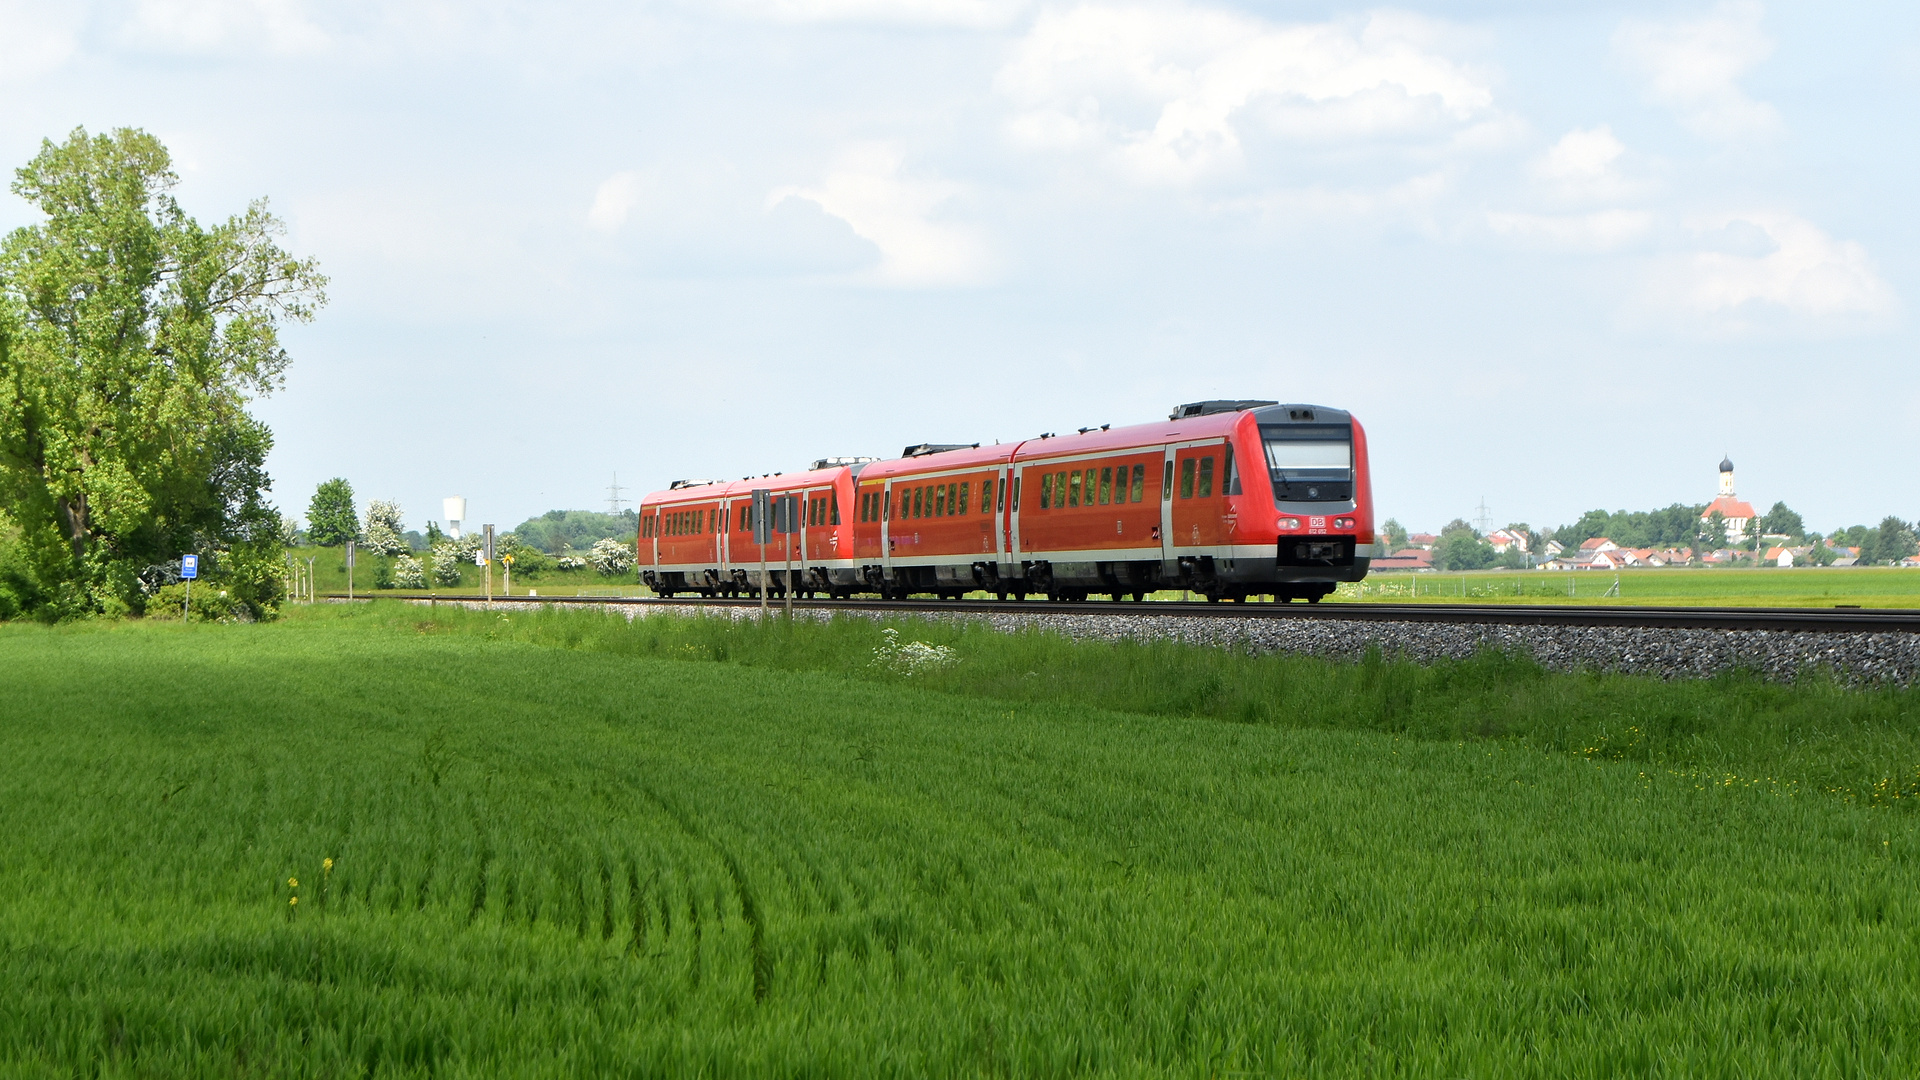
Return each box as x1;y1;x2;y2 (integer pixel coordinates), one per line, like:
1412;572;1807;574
1132;591;1146;602
1014;590;1028;601
1307;595;1322;604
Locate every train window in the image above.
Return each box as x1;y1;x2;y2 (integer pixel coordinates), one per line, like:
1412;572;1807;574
1055;472;1068;508
1067;471;1080;507
983;478;994;512
1179;458;1195;499
1010;476;1020;511
934;485;946;517
1222;444;1236;495
947;483;958;516
1132;464;1145;503
1039;474;1051;509
958;482;969;516
831;494;840;526
1198;457;1215;498
911;486;922;519
1099;467;1113;505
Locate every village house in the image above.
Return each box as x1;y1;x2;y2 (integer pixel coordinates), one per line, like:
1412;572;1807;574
1372;548;1434;571
1485;528;1529;554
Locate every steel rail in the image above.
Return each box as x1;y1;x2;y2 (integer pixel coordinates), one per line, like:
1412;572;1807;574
332;593;1920;633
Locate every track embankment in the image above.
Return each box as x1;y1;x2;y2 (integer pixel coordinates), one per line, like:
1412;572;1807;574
337;594;1920;685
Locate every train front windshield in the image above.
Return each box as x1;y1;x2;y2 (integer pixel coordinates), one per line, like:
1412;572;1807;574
1261;425;1353;503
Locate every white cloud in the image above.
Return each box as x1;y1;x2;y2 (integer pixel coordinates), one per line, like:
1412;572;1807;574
770;146;990;286
588;172;643;233
717;0;1030;27
1614;1;1778;140
1486;209;1653;252
121;0;329;56
997;3;1498;185
1658;213;1894;321
1530;124;1646;202
0;1;83;81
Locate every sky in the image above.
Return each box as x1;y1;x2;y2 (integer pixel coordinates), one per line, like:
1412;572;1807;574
1;0;1915;537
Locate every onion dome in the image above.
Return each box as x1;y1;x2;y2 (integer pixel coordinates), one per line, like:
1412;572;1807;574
1719;456;1734;473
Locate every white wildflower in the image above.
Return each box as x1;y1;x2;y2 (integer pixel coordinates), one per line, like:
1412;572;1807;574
870;627;957;675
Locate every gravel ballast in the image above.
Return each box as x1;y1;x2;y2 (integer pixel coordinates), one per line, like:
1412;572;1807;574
385;597;1920;686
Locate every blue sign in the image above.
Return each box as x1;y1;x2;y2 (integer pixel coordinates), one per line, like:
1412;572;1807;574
180;554;199;580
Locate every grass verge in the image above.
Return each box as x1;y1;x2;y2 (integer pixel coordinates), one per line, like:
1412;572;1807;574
0;604;1917;1076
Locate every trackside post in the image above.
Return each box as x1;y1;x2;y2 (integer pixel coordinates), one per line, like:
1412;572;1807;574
345;540;355;601
483;525;495;609
752;489;772;620
179;553;198;619
775;494;800;621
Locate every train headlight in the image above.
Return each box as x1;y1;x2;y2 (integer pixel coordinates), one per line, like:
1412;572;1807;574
1335;517;1355;529
1279;518;1301;530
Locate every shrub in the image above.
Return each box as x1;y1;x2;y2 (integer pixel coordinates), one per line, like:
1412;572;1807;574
429;542;468;586
145;582;250;622
392;555;426;589
586;538;634;576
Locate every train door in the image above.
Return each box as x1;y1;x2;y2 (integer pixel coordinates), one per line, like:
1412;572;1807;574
1008;463;1025;564
718;500;730;578
1159;450;1176;568
880;479;893;579
994;467;1009;571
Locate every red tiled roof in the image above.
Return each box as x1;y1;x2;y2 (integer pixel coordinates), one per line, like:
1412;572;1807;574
1701;496;1756;520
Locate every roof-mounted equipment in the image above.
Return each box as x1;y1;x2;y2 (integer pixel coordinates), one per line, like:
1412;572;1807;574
1168;399;1278;420
668;479;718;489
811;456;880;471
902;443;979;458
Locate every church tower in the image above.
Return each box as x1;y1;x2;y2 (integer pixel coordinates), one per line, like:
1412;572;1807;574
1703;455;1755;547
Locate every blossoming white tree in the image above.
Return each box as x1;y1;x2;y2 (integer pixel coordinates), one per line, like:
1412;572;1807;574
586;537;634;575
362;500;409;556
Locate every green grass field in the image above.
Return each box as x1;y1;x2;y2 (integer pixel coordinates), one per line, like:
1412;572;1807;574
1345;566;1920;608
295;542;1920;610
9;605;1919;1076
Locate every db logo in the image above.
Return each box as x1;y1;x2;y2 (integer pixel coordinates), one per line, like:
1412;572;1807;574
1309;516;1327;528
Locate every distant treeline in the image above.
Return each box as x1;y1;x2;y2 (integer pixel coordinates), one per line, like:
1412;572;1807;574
511;509;640;554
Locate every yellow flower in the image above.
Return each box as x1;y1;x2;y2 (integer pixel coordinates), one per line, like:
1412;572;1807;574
288;877;298;888
290;896;298;906
323;858;334;872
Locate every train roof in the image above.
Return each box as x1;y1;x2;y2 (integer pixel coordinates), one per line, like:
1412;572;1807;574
638;402;1355;502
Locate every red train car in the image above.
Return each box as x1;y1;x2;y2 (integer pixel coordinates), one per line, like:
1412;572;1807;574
638;400;1372;602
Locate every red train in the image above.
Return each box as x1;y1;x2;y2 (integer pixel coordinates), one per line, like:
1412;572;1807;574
636;400;1373;603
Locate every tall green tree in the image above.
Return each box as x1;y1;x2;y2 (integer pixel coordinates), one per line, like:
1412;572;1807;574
0;128;325;618
306;478;357;547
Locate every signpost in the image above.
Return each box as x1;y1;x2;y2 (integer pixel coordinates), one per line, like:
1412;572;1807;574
345;540;356;601
502;552;514;596
483;524;495;608
751;489;771;619
179;553;198;619
774;493;800;620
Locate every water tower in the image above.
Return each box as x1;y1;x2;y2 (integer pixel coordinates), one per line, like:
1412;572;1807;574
443;496;467;539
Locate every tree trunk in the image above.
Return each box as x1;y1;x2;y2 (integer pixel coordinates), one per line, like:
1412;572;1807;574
58;493;90;561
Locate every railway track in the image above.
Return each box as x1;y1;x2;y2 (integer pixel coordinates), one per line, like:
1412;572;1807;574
335;593;1920;634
